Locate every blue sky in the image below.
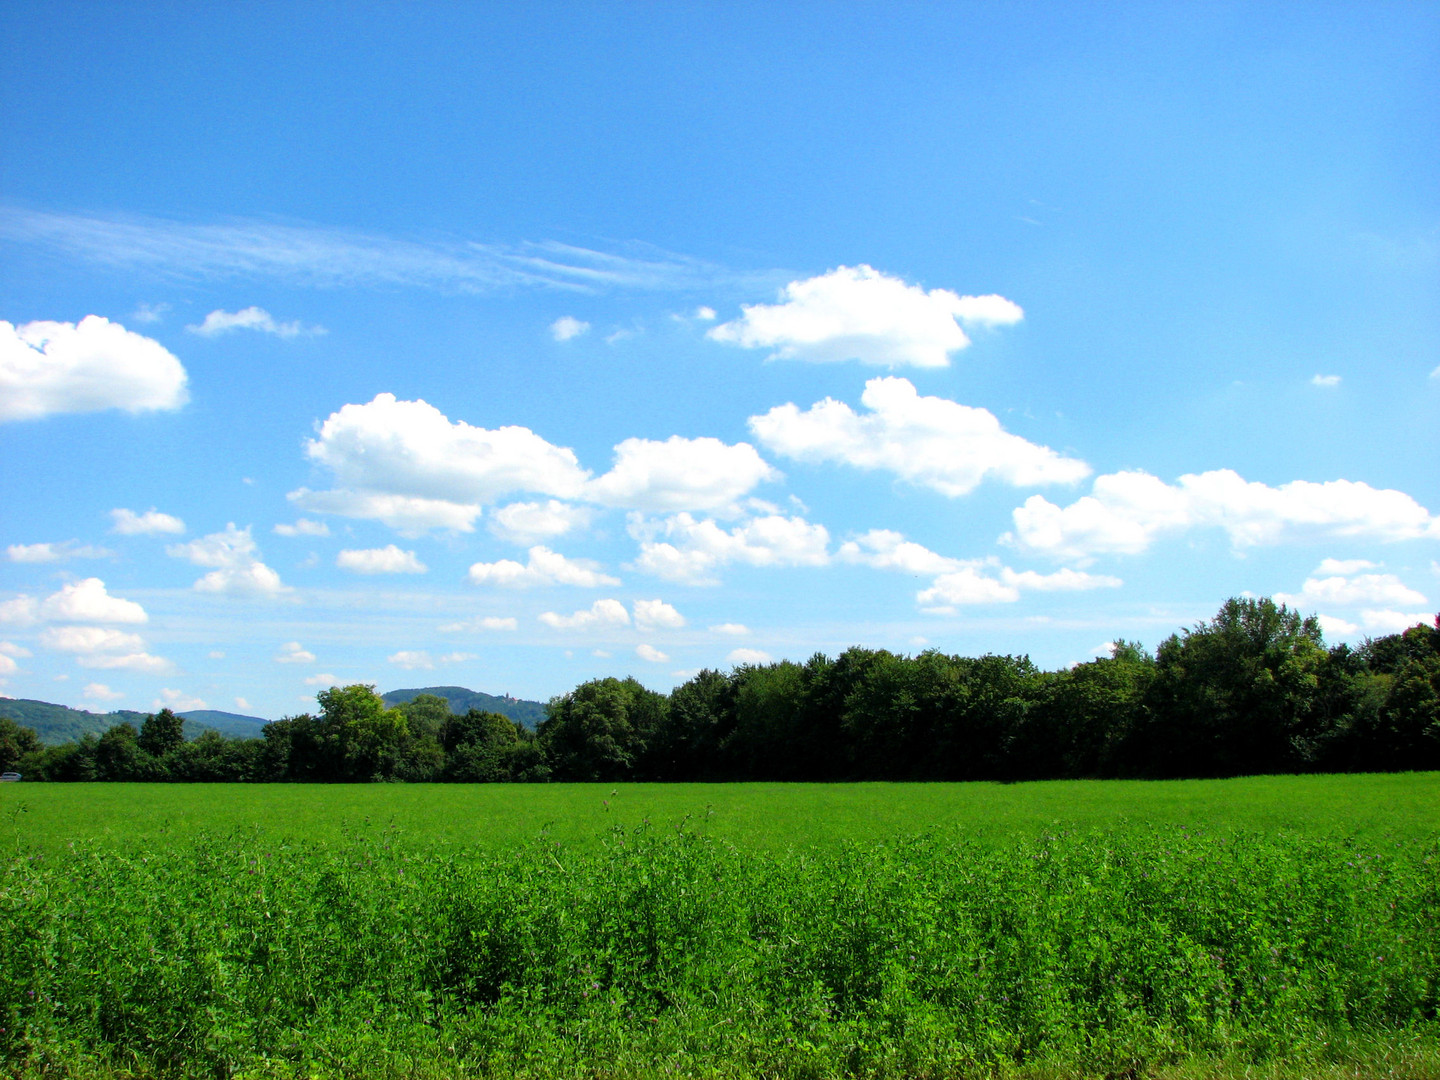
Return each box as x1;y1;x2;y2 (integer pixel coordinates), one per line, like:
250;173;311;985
2;2;1437;720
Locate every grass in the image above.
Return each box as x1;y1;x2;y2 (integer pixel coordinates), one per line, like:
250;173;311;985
2;774;1437;1078
4;771;1440;855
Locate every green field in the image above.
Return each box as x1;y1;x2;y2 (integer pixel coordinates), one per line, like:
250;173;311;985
6;771;1440;855
3;775;1438;1079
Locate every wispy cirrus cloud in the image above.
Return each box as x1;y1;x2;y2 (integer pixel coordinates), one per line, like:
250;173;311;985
0;207;762;295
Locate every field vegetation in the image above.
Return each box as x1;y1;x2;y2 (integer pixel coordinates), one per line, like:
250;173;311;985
2;777;1438;1079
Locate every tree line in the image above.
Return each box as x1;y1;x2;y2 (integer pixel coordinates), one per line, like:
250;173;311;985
3;598;1437;783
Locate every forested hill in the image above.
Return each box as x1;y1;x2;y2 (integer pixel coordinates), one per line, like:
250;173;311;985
380;686;546;729
0;699;268;746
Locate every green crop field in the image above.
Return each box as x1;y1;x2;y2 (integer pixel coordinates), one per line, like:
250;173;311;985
3;775;1438;1079
5;771;1440;855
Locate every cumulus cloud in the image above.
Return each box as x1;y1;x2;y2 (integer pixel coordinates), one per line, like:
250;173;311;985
727;647;772;665
1311;374;1342;388
292;394;589;534
1316;558;1377;576
1;316;189;421
489;500;592;544
634;599;686;631
437;615;519;633
1275;573;1427;610
538;598;631;630
388;650;435;670
273;518;330;538
1007;469;1440;563
168;524;288;596
694;306;717;321
586;436;779;514
110;507;185;535
709;623;750;636
0;596;38;625
188;306;323;338
751;377;1089;498
0;641;32;658
274;641;315;664
304;672;341;687
837;530;963;575
155;688;208;711
636;643;670;663
40;626;146;654
916;567;1021;610
289;488;481;536
39;578;148;624
1360;610;1436;635
336;545;428;575
709;265;1022;368
1317;614;1360;639
7;541;111;563
0;653;16;677
468;545;619;589
629;512;831;586
550;316;590;341
438;652;476;664
40;624;170;673
84;682;124;702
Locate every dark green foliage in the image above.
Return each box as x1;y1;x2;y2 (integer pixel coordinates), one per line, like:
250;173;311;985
2;823;1436;1078
0;715;42;774
12;601;1440;786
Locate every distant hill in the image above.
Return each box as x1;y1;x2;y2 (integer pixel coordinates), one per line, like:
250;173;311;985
382;686;547;729
179;710;269;740
0;698;270;746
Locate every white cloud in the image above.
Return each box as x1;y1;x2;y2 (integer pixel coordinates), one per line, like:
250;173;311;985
709;622;750;636
388;650;435;670
79;652;171;673
489;500;592;544
111;507;185;535
1008;469;1440;563
7;541;111;562
1317;615;1360;638
694;306;717;321
913;560;1120;614
168;524;288;596
634;599;686;631
304;673;340;687
0;596;38;625
468;545;619;588
837;530;962;575
188;306;323;338
586;436;779;514
293;394;589;533
538;598;631;630
636;644;670;663
83;682;124;702
1360;610;1436;635
0;654;17;677
550;316;590;341
0;316;189;422
40;626;146;654
438;651;476;664
155;688;207;711
40;578;148;624
130;302;169;324
2;207;744;294
274;642;315;664
709;265;1022;368
1275;573;1427;610
630;512;831;586
336;545;428;575
235;697;252;711
273;518;330;538
998;567;1123;592
208;650;226;659
751;377;1090;497
437;615;519;633
1311;374;1342;388
289;488;482;536
727;647;772;665
916;568;1020;611
0;642;31;658
1316;558;1377;576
